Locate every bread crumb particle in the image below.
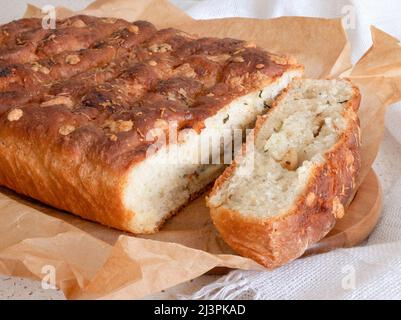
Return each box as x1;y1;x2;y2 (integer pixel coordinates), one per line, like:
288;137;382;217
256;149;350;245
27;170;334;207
7;108;23;121
31;62;50;74
103;119;134;133
40;66;50;74
102;17;117;24
66;54;80;65
332;197;345;219
45;34;56;43
178;88;187;97
99;101;113;108
306;192;316;207
118;120;133;132
128;25;139;34
59;124;75;135
270;54;288;65
233;56;245;63
148;60;157;66
71;19;86;28
149;43;172;53
41;96;74;108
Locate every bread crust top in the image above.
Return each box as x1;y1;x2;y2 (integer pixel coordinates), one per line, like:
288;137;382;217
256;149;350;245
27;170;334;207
0;15;301;174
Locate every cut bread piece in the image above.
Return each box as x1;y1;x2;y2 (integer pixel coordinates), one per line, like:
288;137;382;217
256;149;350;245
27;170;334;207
207;79;361;268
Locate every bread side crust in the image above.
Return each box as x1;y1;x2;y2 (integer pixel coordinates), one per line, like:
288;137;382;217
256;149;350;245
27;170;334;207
207;84;361;268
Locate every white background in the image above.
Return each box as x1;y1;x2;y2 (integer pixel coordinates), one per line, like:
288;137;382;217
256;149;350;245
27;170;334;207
0;0;400;299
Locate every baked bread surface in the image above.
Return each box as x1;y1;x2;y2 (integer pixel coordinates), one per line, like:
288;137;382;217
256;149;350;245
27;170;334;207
0;15;302;233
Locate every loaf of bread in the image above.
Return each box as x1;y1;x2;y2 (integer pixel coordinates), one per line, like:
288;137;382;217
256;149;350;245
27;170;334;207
0;15;302;233
207;79;361;268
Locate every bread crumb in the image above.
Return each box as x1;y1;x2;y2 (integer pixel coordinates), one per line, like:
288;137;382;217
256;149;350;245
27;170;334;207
256;64;265;69
233;56;245;63
166;92;176;101
178;88;187;97
332;197;345;219
7;108;23;121
59;124;75;136
31;62;50;74
149;43;172;53
102;17;117;24
118;120;133;132
99;101;113;108
148;60;157;66
128;25;139;34
71;19;86;28
41;96;74;108
103;119;134;133
66;55;80;65
47;34;56;41
109;134;118;141
270;54;288;65
31;62;42;72
40;66;50;74
306;192;316;207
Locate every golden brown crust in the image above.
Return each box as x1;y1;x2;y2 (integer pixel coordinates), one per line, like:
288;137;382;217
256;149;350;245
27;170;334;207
207;84;361;268
0;15;302;233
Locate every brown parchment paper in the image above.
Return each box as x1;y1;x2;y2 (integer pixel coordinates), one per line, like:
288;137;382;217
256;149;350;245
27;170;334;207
0;0;400;299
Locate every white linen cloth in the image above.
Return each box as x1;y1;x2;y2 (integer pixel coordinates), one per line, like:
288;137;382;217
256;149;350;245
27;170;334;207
171;0;401;300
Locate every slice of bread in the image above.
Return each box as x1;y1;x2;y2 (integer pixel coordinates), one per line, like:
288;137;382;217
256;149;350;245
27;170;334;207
207;79;361;268
124;70;301;233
